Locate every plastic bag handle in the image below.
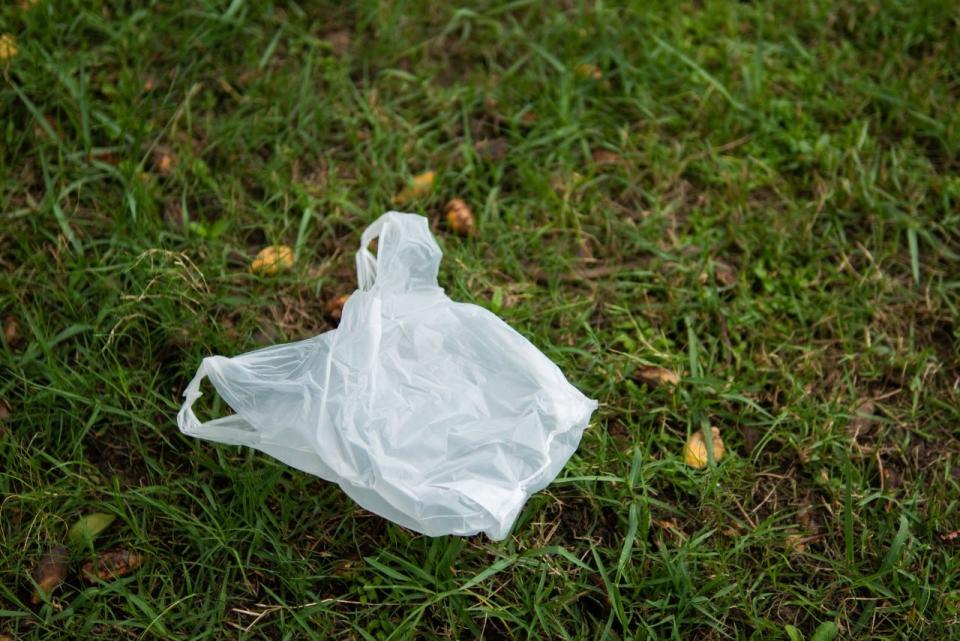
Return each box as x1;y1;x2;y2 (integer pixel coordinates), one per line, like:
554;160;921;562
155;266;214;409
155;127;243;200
177;360;260;447
354;212;441;293
355;216;386;291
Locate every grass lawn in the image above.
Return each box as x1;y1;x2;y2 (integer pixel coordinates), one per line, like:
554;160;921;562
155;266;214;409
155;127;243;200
2;1;959;639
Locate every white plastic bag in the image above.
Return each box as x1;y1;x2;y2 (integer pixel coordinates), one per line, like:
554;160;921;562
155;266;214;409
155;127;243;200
178;212;597;539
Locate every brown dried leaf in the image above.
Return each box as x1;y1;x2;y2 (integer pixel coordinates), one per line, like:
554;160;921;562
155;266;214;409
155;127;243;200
519;110;538;125
236;68;260;87
714;261;737;287
474;138;508;162
81;548;144;584
444;198;476;236
31;545;69;604
89;150;121;166
784;534;808;555
152;147;176;177
634;366;679;387
591;149;622;167
250;245;294;275
847;399;877;438
653;518;688;544
942;530;960;542
796;503;818;533
3;316;21;347
325;30;351;56
392;170;435;205
683;427;725;469
324;294;351;321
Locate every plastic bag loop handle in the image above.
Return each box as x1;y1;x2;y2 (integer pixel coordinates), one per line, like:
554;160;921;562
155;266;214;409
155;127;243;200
355;216;387;291
177;359;261;447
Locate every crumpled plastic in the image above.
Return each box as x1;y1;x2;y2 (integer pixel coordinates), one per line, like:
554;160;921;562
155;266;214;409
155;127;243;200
178;212;597;539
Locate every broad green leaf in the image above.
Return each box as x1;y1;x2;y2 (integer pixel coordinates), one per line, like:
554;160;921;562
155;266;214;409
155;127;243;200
810;621;839;641
68;512;115;547
783;624;803;641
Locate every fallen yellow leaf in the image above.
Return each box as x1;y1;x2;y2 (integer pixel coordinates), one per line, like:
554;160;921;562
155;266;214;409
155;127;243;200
634;366;679;387
575;63;603;80
0;34;18;61
784;534;807;554
251;245;294;275
411;170;435;190
392;170;435;205
444;198;476;236
574;63;610;89
683;427;725;469
549;171;584;195
324;293;351;321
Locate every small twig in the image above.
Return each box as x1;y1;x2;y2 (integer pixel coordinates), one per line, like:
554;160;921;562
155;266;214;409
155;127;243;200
731;495;758;530
750;481;781;517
